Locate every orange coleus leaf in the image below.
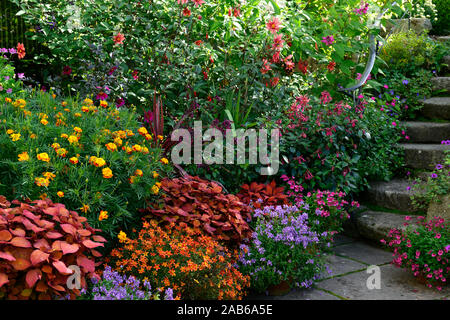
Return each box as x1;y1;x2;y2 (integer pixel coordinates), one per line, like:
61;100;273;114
46;231;63;239
10;228;26;237
0;229;12;241
35;280;49;293
77;256;95;273
0;251;16;261
60;224;77;236
11;258;31;271
30;249;50;265
61;242;79;255
25;269;42;288
11;237;32;248
0;273;9;288
52;260;73;275
82;240;104;249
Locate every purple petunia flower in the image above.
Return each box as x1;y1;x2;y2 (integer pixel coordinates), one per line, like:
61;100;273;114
402;79;409;85
430;173;438;179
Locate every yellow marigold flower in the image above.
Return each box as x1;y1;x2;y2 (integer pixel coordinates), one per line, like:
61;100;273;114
74;112;82;117
160;157;169;164
70;157;79;164
51;143;61;150
52;94;56;99
93;157;106;168
64;108;70;112
40;193;48;200
81;106;89;113
145;134;152;141
135;169;143;177
57;191;64;198
61;101;68;107
84;98;93;105
13;99;26;108
68;135;78;144
124;146;133;154
73;127;82;133
61;133;68;139
30;133;37;139
99;210;108;221
106;142;118;152
18;151;29;162
102;167;113;179
10;133;21;141
100;100;108;108
35;177;50;187
151;185;160;194
152;171;159;178
6;129;14;135
157;135;163;141
56;148;68;157
37;152;50;162
132;144;142;152
114;137;123;147
23;110;31;117
126;130;134;137
138;127;148;136
142;147;149;154
5;97;12;103
118;231;127;242
155;182;162;188
80;204;90;213
40;119;48;126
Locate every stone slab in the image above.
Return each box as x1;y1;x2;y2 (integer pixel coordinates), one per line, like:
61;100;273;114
422;97;450;120
316;264;449;300
332;242;393;266
332;234;356;247
431;77;450;92
354;210;420;243
401;143;450;170
403;121;450;143
322;254;367;279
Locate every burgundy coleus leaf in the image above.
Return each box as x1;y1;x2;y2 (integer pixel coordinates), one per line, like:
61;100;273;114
22;210;40;221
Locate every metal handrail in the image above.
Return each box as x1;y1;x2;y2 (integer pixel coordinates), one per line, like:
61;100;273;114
338;3;408;106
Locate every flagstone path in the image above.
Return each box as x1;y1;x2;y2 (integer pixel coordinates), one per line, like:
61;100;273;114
248;234;449;300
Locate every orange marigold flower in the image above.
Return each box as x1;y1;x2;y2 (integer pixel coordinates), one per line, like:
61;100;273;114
18;151;29;162
69;157;79;164
37;152;50;162
57;191;64;198
102;167;113;179
106;142;118;152
99;210;109;221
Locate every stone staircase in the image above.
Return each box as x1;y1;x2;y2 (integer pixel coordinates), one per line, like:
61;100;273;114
350;36;450;243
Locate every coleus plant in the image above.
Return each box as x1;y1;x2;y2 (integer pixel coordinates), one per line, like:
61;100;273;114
236;180;291;210
140;176;253;245
0;196;105;300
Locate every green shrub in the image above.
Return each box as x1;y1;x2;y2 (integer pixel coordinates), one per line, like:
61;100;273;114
0;57;172;240
379;31;441;76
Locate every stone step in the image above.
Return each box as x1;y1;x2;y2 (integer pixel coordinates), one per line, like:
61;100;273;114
421;97;450;120
443;56;450;71
431;77;450;92
361;179;420;213
402;121;450;143
353;210;420;243
400;143;449;169
436;36;450;42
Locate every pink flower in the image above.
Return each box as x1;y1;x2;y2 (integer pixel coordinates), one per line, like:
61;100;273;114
321;35;335;46
266;17;281;34
192;0;205;7
272;34;284;50
260;59;272;74
182;7;191;16
113;32;125;45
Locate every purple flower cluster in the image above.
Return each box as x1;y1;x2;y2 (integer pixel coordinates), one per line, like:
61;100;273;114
87;266;174;300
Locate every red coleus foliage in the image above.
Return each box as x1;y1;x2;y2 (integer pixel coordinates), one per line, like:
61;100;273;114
0;196;104;300
236;181;291;210
140;176;253;245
